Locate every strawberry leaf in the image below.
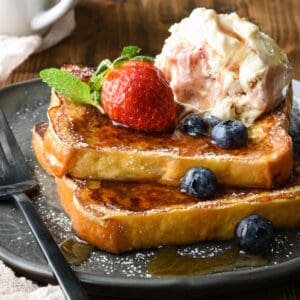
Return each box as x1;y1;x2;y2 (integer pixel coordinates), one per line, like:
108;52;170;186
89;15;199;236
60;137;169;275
95;59;112;75
92;90;100;102
112;56;129;67
90;69;109;92
121;45;141;58
131;55;154;63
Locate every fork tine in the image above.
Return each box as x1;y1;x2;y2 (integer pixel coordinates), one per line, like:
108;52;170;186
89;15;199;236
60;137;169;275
0;141;9;181
0;109;24;165
0;108;35;192
0;110;12;185
0;140;8;163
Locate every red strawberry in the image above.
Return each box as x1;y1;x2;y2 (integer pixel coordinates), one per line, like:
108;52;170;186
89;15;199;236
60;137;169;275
90;46;176;132
101;60;175;132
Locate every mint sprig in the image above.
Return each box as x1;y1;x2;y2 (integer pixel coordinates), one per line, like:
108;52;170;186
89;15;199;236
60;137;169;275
40;68;98;107
39;46;154;109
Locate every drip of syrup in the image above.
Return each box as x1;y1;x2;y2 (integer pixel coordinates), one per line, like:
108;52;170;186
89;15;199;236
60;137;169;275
148;246;268;277
59;236;93;265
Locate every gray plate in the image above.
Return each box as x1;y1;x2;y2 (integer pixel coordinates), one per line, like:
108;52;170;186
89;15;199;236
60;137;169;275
0;79;299;299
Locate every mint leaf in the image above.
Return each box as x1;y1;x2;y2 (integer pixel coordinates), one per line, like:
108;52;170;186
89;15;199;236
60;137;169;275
40;68;96;106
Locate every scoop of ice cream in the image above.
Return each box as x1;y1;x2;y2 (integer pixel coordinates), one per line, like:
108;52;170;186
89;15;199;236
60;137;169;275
155;8;290;125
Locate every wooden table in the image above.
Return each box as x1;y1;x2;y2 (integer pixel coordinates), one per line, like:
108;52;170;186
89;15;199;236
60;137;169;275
1;0;299;299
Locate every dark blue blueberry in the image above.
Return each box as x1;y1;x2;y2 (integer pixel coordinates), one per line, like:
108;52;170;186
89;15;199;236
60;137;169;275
211;120;248;149
180;167;217;199
181;114;209;136
235;215;274;254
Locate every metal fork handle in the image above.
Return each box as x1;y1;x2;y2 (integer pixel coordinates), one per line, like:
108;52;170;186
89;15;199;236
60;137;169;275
13;192;89;300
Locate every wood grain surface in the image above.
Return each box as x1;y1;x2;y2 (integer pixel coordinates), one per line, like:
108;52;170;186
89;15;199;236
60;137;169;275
1;0;299;87
0;0;299;299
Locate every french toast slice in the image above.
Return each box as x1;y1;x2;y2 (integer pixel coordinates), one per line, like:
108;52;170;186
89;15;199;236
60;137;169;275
41;64;293;189
33;123;300;254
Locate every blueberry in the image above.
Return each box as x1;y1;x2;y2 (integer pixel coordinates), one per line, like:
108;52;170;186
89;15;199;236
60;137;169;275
180;167;217;199
211;120;248;149
235;215;274;254
181;114;209;136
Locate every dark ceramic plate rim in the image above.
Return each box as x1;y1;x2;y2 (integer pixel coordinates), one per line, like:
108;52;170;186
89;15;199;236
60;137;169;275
0;79;299;298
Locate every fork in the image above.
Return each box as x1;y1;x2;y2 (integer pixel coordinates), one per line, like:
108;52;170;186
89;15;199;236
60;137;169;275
0;108;89;300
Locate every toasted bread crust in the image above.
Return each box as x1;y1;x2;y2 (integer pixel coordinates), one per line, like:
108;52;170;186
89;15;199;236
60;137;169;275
56;174;300;254
33;124;300;253
42;65;293;188
32;123;55;176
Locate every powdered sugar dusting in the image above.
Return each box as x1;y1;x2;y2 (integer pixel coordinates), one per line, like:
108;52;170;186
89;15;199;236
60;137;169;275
0;79;299;280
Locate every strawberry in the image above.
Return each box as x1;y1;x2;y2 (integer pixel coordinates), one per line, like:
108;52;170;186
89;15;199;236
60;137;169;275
90;46;176;132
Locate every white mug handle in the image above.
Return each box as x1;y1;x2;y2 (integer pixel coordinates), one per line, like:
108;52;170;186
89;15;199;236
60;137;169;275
31;0;77;32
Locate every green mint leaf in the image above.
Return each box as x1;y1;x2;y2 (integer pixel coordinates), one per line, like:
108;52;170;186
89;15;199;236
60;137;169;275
95;59;112;75
40;68;96;106
131;55;154;63
121;45;141;58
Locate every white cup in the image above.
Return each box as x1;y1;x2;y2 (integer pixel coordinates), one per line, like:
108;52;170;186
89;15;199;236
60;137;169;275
0;0;77;36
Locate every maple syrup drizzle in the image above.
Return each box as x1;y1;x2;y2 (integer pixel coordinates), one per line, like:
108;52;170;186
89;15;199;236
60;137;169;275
59;236;93;265
59;235;269;276
148;246;268;277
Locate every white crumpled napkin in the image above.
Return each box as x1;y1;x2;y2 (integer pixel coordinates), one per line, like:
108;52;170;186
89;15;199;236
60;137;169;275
0;10;75;83
0;260;64;300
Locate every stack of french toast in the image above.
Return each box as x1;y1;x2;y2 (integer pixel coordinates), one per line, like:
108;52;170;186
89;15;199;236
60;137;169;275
32;8;300;254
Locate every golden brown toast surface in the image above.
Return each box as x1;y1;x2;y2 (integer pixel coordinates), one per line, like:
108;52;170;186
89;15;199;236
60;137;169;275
42;65;293;189
33;123;300;253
